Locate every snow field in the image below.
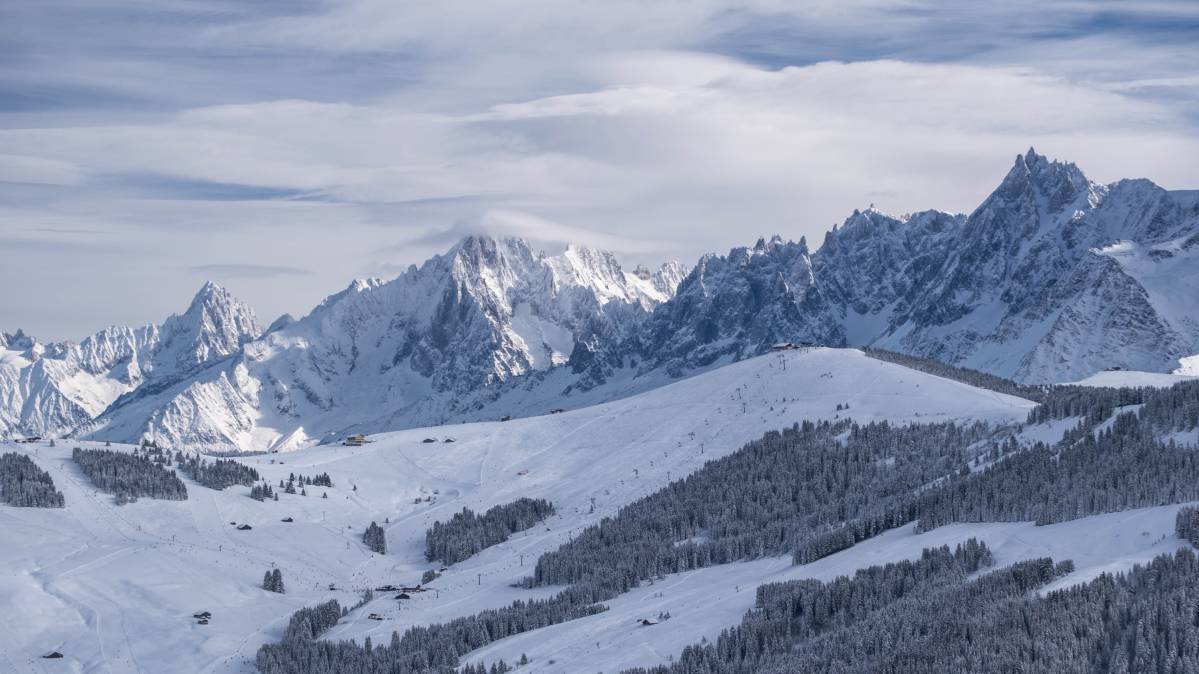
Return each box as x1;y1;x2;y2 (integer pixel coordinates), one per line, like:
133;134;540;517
1;348;1035;672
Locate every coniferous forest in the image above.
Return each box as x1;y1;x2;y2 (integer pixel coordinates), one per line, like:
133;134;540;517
0;452;65;507
425;497;555;565
627;548;1199;674
72;447;187;504
252;376;1199;674
177;453;259;490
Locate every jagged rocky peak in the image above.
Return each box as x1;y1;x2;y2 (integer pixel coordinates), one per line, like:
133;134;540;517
632;260;689;289
748;234;792;255
347;277;383;293
990;147;1094;214
550;244;628;300
432;236;547;311
264;313;295;334
660;259;689;280
1;329;37;352
454;232;528;256
157;281;261;371
416;233;687;311
645;234;842;373
719;235;810;269
837;206;902;235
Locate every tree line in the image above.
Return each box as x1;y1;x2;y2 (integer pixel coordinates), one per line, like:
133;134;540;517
796;379;1199;561
72;447;187;504
862;347;1052;402
256;590;603;674
0;452;65;507
911;410;1199;532
177;453;259;490
425;497;555;565
530;419;994;593
629;548;1199;674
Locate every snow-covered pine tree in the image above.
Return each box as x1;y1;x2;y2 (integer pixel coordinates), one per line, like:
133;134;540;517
363;521;386;554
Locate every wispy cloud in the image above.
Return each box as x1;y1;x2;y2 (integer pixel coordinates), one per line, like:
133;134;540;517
187;263;313;279
393;210;677;255
0;236;120;254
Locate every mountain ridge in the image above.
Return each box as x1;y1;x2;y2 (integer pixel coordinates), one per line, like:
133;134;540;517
74;236;688;451
3;149;1197;451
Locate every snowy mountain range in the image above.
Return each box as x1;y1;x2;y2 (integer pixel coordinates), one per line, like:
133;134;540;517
46;238;686;451
647;149;1199;382
3;149;1197;451
1;282;259;439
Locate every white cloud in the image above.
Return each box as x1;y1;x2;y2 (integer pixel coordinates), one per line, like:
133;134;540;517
475;209;677;255
8;56;1192;214
0;154;83;186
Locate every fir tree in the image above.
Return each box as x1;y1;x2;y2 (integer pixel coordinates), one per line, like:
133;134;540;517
363;521;387;554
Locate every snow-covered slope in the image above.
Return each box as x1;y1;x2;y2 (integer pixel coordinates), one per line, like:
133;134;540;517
85;237;687;452
0;348;1035;673
0;283;259;440
1177;355;1199;377
1069;369;1198;388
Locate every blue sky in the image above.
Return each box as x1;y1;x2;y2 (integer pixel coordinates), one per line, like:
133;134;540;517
3;0;1198;340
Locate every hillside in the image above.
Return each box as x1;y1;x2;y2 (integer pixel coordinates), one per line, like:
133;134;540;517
0;348;1035;672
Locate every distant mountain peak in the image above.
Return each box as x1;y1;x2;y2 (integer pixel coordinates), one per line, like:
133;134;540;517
348;277;383;293
995;148;1091;213
1;328;36;351
159;282;260;375
451;233;533;261
750;234;794;255
186;280;226;309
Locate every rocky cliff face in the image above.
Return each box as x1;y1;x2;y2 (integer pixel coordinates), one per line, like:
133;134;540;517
872;150;1199;380
641;236;841;375
640;149;1199;383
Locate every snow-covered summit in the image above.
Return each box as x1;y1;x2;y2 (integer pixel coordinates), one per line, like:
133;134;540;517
0;329;37;352
0;283;259;440
643;148;1199;383
81;235;688;452
879;148;1199;380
